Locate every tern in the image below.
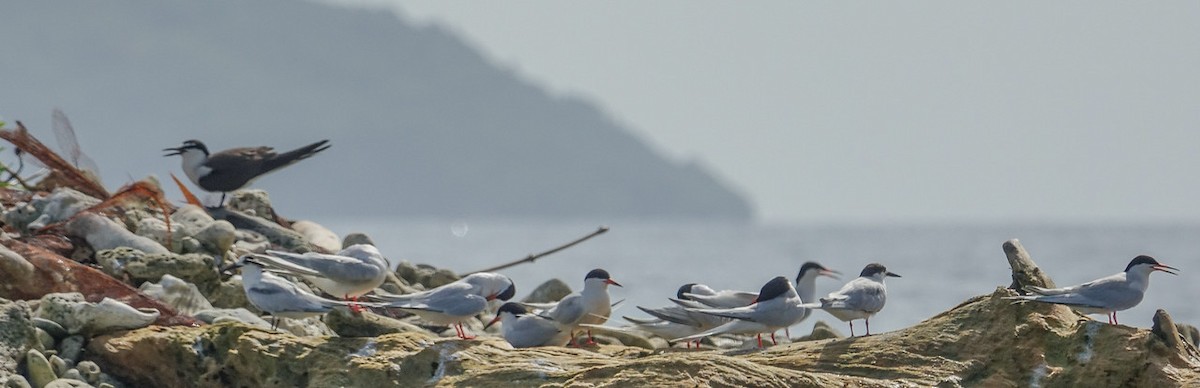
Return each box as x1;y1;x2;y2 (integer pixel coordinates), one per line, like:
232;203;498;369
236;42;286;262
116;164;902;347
370;272;516;339
801;263;900;337
537;268;622;346
246;244;389;311
164;139;330;205
678;262;840;339
224;255;373;331
1004;255;1178;325
627;283;730;348
675;276;809;348
485;302;568;348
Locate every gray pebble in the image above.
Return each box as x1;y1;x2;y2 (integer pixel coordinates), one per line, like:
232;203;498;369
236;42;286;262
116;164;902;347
75;361;101;385
35;328;56;352
33;318;68;339
43;379;93;388
24;349;57;388
57;336;85;363
2;375;32;388
50;355;69;377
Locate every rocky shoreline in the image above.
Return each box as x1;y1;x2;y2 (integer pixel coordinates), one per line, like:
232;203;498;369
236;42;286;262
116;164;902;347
0;162;1199;386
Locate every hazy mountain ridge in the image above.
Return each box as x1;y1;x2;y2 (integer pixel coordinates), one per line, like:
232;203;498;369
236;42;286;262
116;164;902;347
1;0;752;220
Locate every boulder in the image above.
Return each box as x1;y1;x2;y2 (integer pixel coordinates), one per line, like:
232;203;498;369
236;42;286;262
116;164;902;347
0;299;39;377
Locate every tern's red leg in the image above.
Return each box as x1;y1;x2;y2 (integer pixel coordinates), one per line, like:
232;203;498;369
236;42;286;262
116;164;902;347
586;329;596;345
756;334;763;348
459;322;476;339
694;339;702;349
785;327;791;340
849;321;855;337
1113;312;1119;325
770;332;777;345
685;341;690;350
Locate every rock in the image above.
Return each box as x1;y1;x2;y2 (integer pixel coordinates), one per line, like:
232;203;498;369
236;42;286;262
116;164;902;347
1003;238;1055;291
521;279;572;304
1;375;32;388
794;320;843;342
1176;323;1200;347
193;221;236;257
573;326;655;349
33;329;54;353
224;190;276;222
203;278;250;310
394;261;419;285
341;233;375;249
208;208;316;253
74;362;100;385
95;248;217;289
36;293;159;336
24;349;56;388
42;379;92;388
192;308;271;330
420;268;459;289
231;229;270;254
49;355;68;378
0;299;39;377
291;220;340;253
325;310;426;338
31;320;67;341
0;240;197;328
0;246;35;294
65;213;168;255
1;188;101;233
138;275;214;316
56;336;84;364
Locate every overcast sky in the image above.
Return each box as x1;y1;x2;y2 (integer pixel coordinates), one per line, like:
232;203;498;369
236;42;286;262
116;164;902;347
322;1;1200;223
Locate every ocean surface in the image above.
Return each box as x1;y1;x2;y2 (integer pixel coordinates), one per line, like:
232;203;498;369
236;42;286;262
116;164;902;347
320;219;1200;336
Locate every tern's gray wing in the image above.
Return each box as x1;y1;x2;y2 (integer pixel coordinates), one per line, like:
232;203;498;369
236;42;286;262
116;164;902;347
1023;276;1140;310
688;304;759;322
248;274;338;314
394;294;489;317
372;282;472;305
684;291;757;308
821;278;885;313
247;253;323;278
545;294;585;325
265;250;383;283
638;306;703;328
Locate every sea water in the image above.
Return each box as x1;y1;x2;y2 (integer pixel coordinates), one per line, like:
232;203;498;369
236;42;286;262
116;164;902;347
321;218;1200;335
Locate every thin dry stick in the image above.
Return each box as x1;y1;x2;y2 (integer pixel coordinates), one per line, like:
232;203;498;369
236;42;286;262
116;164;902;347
463;226;609;276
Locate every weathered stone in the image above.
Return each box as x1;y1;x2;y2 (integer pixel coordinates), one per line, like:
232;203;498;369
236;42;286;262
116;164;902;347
1;375;32;388
0;240;197;328
192;308;271;330
49;355;68;378
34;329;54;353
521;279;572;304
137;275;213;316
291;220;340;253
73;362;100;386
0;300;39;377
420;269;460;289
1177;323;1200;347
225;190;276;222
341;233;375;249
2;188;101;233
1004;239;1055;291
42;379;92;388
794;320;843;342
31;320;66;341
95;248;216;289
325;310;426;338
35;293;159;336
55;336;84;364
65;213;168;255
24;349;56;388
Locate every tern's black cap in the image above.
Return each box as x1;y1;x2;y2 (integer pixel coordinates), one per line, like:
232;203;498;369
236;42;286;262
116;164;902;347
585;268;612;281
1125;255;1160;272
496;302;528;316
860;263;901;278
496;278;516;301
796;261;828;283
756;276;792;303
676;283;698;300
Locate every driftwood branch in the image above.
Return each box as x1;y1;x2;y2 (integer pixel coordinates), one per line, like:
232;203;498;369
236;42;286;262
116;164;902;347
0;121;109;199
463;225;609;276
1004;238;1055;291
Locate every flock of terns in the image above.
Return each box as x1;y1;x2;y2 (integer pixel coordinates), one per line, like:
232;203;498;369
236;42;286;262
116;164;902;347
162;139;1182;349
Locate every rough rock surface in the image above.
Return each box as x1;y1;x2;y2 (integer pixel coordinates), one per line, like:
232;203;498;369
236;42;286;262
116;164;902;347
0;299;39;378
86;288;1200;387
